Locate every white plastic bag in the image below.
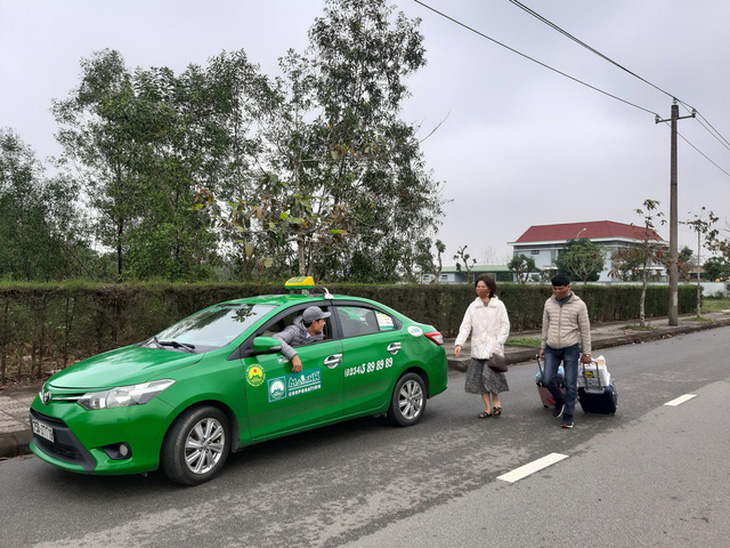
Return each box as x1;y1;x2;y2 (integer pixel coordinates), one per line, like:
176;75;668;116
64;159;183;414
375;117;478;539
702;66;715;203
578;355;611;388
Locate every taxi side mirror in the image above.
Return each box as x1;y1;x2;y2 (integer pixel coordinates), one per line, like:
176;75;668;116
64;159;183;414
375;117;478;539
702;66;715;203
252;336;282;354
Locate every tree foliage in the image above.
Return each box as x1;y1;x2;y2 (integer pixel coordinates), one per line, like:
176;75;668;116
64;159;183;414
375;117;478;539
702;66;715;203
8;0;444;284
453;245;477;281
197;0;444;282
508;254;536;284
702;256;730;281
555;239;604;284
608;247;642;281
0;129;85;281
415;238;446;283
633;199;667;326
52;50;233;282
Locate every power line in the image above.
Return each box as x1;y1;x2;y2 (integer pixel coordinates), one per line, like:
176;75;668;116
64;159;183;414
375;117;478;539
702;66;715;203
506;0;677;102
413;0;730;177
412;0;660;117
676;129;730;177
504;0;730;160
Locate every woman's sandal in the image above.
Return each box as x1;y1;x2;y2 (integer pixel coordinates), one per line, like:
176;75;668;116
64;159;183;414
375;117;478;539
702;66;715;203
478;410;492;419
493;406;502;417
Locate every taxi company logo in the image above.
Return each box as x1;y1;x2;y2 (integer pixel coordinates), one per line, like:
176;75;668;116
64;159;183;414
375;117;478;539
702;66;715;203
268;369;322;402
268;379;286;401
245;364;266;387
407;326;423;337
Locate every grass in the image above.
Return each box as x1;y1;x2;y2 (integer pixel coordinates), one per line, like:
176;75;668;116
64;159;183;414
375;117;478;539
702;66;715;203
506;337;541;348
702;297;730;313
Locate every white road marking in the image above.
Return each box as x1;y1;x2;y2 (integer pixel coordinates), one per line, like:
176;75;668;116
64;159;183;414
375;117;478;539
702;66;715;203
497;452;569;483
664;394;697;406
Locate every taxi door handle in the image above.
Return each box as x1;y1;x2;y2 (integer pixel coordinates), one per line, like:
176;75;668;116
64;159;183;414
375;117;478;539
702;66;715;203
387;342;401;355
323;354;343;369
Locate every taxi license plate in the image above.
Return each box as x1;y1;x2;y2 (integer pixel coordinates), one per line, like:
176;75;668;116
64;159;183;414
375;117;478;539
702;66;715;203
31;419;54;443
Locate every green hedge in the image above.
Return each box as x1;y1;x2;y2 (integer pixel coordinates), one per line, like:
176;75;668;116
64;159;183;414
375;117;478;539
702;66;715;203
0;282;697;384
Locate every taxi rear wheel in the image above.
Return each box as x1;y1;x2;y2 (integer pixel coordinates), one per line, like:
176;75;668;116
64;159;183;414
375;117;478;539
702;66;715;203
388;372;426;426
161;405;230;486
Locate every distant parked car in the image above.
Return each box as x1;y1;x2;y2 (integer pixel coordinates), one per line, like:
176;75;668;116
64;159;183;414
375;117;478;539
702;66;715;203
29;278;448;485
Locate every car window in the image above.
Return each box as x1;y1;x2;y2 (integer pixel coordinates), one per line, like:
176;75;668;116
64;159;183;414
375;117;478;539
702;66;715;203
151;303;277;352
337;305;398;338
262;306;332;342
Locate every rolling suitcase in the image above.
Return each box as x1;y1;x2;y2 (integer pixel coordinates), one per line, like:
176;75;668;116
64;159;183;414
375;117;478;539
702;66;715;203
577;356;618;415
535;355;566;408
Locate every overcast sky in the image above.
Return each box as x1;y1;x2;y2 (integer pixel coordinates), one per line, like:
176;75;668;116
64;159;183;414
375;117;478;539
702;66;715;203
2;0;729;265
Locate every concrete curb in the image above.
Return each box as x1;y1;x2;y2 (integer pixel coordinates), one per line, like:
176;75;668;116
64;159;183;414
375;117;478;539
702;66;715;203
0;430;33;459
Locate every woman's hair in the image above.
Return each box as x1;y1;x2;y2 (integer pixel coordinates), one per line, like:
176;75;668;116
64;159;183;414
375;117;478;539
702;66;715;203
475;275;498;297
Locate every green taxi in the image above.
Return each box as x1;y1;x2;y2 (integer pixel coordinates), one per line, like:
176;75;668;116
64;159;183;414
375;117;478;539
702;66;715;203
29;279;448;485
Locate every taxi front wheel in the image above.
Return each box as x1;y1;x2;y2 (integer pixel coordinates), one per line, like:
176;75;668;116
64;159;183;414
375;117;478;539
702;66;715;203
161;405;231;486
388;372;426;427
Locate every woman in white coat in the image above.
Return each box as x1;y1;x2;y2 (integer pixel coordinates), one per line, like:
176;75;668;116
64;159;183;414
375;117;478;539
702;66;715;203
454;275;511;418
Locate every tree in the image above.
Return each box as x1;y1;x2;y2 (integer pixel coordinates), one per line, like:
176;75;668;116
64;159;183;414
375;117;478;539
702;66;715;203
554;239;604;285
634;199;666;326
683;207;719;317
608;248;642;281
453;245;477;282
703;256;730;281
508;254;535;284
207;0;444;281
54;50;237;281
0;129;84;281
415;238;445;283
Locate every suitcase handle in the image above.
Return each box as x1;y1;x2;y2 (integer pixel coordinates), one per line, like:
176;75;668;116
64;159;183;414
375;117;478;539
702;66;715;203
581;359;606;389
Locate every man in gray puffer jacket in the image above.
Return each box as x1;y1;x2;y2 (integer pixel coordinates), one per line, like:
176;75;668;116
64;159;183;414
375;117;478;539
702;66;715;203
539;273;592;429
274;306;331;373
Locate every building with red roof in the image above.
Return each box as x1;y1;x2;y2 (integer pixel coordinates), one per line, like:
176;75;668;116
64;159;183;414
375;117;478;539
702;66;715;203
509;220;668;282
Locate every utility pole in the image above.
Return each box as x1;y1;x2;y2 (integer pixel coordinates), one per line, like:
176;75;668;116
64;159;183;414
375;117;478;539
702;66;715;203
656;100;695;325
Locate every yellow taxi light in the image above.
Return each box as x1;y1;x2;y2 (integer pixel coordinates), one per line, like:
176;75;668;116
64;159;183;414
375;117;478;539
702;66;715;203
285;276;315;291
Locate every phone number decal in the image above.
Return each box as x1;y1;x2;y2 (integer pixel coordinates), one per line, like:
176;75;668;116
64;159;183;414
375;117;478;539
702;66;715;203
344;357;393;377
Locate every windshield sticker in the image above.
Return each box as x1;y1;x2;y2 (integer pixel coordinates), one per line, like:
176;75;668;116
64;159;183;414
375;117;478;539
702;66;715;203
344;356;393;377
245;364;266;387
268;368;322;402
377;313;395;331
407;326;423;337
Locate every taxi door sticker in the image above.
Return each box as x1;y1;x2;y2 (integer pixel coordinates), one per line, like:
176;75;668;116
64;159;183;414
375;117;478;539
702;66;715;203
245;363;266;387
268;368;322;402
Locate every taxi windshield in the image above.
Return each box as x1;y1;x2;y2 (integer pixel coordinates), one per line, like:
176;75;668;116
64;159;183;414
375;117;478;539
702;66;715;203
149;303;276;353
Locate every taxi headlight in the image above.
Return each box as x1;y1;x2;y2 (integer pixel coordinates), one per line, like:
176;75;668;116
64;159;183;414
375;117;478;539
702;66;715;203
78;380;175;410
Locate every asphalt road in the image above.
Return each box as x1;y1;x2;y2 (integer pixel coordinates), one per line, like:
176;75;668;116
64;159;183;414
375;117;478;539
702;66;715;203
2;327;729;547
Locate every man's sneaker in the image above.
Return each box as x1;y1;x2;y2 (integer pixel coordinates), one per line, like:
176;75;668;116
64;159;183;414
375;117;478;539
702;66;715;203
561;420;574;429
552;403;565;419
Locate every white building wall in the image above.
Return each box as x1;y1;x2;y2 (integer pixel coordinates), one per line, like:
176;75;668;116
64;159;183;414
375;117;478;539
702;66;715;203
513;239;668;283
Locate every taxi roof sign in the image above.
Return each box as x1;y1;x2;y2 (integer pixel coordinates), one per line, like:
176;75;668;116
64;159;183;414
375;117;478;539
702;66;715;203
285;276;315;291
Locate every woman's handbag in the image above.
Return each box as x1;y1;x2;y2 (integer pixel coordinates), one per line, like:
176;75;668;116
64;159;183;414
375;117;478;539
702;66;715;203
487;352;508;373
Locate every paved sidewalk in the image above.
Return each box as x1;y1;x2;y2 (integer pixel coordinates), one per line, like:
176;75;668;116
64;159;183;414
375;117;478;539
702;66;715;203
446;310;730;371
2;311;730;459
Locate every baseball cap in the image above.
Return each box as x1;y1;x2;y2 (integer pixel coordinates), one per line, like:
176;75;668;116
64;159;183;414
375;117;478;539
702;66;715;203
302;306;331;324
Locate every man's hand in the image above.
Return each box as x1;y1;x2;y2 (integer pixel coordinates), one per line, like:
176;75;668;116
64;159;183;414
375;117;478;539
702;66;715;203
454;345;461;358
539;348;545;360
581;354;592;364
292;355;302;373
